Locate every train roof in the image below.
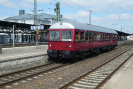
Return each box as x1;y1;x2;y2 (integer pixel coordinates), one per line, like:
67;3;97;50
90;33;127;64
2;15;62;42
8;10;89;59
50;21;117;34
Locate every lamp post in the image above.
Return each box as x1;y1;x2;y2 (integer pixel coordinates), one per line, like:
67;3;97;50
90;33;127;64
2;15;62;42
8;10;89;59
32;8;43;49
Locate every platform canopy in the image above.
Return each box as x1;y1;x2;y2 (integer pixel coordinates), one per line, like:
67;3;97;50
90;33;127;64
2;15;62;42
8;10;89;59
115;30;131;36
0;20;50;33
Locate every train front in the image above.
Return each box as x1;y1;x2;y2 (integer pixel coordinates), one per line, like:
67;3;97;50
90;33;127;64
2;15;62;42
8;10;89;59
47;21;74;59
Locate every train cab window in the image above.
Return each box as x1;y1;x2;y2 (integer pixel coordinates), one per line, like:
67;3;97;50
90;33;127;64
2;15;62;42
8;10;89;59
85;32;89;41
50;31;60;41
75;31;80;41
81;32;84;41
62;31;72;41
89;32;93;41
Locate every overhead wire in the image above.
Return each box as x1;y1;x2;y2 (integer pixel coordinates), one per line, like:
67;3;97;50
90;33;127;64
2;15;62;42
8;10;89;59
65;0;129;30
112;0;133;20
122;0;133;13
66;0;109;23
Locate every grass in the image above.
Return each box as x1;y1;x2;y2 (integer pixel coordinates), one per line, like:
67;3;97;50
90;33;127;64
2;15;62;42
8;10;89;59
45;61;48;64
39;82;42;89
2;46;5;48
83;64;86;67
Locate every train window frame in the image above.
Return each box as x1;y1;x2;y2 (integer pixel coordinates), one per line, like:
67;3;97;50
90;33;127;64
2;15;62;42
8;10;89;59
80;31;85;41
75;31;80;41
85;31;89;41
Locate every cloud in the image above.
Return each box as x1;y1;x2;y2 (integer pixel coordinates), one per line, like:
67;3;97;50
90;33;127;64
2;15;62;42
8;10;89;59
19;2;33;8
19;0;51;4
64;11;89;20
46;12;50;14
0;0;17;8
17;0;51;8
59;0;133;11
64;10;133;24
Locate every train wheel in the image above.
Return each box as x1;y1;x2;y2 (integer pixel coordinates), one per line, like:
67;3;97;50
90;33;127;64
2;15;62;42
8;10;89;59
72;55;78;62
96;48;100;53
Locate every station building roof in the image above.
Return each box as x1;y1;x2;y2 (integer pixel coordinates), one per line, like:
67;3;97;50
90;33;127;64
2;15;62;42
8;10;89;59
5;13;55;20
4;13;70;21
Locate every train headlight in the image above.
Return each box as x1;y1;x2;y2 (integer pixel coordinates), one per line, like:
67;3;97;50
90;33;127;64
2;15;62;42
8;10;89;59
50;43;51;47
69;43;71;47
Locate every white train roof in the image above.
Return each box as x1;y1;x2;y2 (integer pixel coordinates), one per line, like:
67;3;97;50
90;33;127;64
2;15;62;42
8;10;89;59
50;21;117;34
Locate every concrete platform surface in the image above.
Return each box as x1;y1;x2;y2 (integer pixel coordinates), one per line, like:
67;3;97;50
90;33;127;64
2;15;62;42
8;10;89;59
101;56;133;89
0;45;48;61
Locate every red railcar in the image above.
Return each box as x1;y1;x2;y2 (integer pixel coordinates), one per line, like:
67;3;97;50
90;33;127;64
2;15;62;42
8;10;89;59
47;21;118;59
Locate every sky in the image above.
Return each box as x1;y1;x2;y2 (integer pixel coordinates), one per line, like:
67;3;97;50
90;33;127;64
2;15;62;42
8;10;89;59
0;0;133;33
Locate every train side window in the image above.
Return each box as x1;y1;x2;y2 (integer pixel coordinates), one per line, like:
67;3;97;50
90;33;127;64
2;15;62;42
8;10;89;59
97;33;101;41
115;35;117;40
113;35;115;40
85;32;89;41
103;34;104;40
89;32;93;41
101;33;103;40
94;33;97;41
81;31;84;41
106;34;108;40
105;34;107;40
107;34;109;40
75;31;80;41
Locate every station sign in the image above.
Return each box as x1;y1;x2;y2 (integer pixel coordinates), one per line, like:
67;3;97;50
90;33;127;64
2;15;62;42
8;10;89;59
30;25;44;30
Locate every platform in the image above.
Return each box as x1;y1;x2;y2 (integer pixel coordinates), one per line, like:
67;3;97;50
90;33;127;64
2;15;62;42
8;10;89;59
101;55;133;89
0;45;48;62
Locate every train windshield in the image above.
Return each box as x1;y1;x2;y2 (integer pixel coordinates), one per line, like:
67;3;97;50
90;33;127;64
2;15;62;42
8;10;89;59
62;31;72;41
50;31;60;41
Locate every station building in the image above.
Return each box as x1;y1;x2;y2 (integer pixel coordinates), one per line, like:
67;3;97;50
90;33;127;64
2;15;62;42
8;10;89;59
0;10;70;44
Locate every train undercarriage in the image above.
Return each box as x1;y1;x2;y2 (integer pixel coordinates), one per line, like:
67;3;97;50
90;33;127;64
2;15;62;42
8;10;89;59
47;44;117;59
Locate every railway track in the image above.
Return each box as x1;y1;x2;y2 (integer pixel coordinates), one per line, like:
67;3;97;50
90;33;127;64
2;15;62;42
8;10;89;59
0;43;132;89
0;60;72;89
60;46;133;89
